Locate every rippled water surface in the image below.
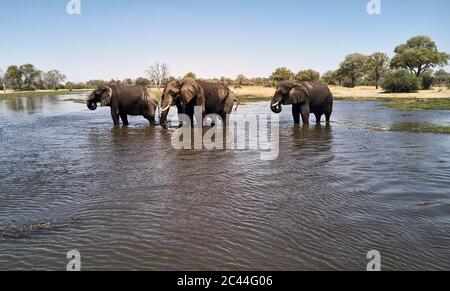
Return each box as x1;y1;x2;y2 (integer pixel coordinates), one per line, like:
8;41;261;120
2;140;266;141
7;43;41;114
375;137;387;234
0;94;449;270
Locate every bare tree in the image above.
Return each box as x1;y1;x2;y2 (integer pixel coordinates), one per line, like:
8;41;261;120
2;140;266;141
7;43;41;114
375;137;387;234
146;63;169;89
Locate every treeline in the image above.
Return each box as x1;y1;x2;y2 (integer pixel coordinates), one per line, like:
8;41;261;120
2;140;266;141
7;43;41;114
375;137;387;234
0;64;66;91
1;35;448;94
267;35;450;93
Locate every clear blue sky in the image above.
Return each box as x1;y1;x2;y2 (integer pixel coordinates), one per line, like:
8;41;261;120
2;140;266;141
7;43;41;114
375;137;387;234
1;0;449;82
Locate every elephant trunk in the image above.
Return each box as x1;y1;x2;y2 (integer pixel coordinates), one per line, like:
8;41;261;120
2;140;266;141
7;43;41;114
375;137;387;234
87;99;97;111
271;101;282;114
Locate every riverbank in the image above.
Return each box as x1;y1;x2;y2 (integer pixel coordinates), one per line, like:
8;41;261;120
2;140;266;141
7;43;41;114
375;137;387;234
231;86;450;102
0;89;90;100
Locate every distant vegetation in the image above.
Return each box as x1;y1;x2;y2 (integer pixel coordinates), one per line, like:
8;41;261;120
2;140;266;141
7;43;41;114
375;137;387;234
385;99;450;111
1;35;448;95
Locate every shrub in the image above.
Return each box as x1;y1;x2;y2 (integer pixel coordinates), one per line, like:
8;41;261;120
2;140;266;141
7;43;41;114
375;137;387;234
420;72;434;90
381;71;420;93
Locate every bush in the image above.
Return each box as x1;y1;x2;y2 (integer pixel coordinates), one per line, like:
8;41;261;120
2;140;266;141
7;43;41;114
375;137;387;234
381;71;420;93
420;73;434;90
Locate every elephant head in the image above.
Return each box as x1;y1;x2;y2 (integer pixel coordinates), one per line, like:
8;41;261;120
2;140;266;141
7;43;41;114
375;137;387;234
87;86;113;110
270;82;309;114
160;78;204;127
160;80;182;127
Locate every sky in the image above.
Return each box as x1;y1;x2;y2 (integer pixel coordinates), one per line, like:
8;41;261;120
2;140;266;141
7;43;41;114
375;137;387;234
0;0;449;82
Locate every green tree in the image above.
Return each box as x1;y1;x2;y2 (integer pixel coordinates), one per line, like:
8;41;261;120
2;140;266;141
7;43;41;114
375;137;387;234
338;53;368;88
365;52;390;89
270;67;295;83
295;69;321;82
433;70;450;87
321;70;340;85
19;64;39;90
183;72;197;79
5;65;23;91
391;36;450;77
135;77;151;87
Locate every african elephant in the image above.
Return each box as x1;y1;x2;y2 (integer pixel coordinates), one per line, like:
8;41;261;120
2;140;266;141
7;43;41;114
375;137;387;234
87;85;159;126
159;78;239;128
270;81;333;124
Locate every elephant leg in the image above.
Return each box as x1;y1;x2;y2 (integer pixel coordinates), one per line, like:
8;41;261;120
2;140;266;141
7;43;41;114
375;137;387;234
186;106;195;128
301;105;310;125
144;113;157;126
325;102;333;123
315;113;322;123
111;109;120;126
120;112;129;126
292;104;301;125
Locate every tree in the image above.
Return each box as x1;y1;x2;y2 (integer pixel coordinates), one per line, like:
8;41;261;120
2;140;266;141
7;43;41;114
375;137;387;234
0;69;6;92
338;53;368;88
365;52;390;89
270;67;295;83
5;65;23;91
321;70;340;85
44;70;67;90
147;63;170;89
122;78;134;86
295;70;321;82
135;77;151;87
433;70;450;87
235;74;247;88
183;72;197;80
19;64;39;90
391;36;450;77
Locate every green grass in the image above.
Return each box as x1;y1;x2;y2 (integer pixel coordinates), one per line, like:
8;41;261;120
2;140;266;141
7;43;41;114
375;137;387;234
385;98;450;111
390;123;450;134
63;98;86;104
0;90;89;100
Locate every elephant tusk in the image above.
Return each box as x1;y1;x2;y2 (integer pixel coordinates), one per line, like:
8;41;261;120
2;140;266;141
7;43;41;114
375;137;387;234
160;105;171;112
271;102;280;108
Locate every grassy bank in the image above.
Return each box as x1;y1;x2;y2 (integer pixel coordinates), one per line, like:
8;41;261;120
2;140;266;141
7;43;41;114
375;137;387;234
0;89;90;100
390;123;450;134
384;99;450;111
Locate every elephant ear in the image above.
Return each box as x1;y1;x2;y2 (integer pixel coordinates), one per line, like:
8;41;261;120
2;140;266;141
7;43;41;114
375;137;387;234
100;86;113;106
286;85;309;105
181;79;204;105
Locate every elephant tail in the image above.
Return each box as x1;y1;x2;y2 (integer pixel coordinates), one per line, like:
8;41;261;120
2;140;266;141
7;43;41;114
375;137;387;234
233;97;240;111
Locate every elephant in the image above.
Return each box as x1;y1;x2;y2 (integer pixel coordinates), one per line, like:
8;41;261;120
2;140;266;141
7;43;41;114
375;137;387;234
87;84;159;126
159;78;239;128
270;81;333;124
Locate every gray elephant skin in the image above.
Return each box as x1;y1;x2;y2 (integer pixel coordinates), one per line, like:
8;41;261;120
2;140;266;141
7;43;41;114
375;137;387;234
160;78;239;128
87;85;159;126
271;81;333;125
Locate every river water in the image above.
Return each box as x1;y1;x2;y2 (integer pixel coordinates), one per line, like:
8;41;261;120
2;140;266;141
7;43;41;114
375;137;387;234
0;94;449;271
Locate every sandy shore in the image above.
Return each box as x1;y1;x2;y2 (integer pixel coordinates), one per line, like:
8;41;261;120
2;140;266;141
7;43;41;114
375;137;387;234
231;86;450;100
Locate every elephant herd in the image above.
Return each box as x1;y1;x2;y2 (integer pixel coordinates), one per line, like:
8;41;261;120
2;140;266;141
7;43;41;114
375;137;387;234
86;78;333;127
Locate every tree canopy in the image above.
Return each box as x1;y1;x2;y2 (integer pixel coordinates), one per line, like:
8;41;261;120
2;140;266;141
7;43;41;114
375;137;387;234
391;36;450;77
